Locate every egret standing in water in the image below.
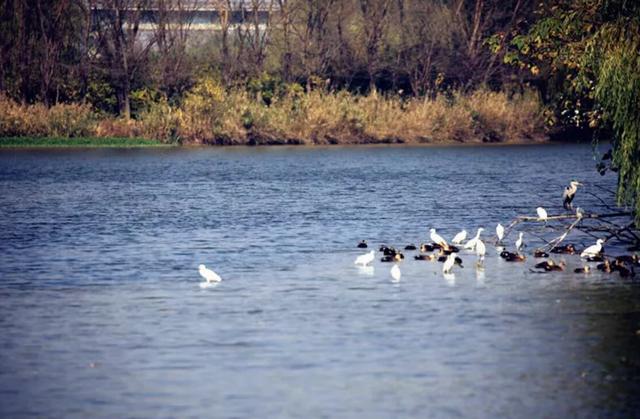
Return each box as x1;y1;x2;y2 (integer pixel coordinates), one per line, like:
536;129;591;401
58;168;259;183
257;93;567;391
354;250;375;266
563;180;583;210
496;223;504;244
442;253;456;274
452;230;467;245
390;264;401;282
430;228;448;248
536;207;548;221
515;232;524;252
464;228;484;250
476;238;486;267
199;264;221;283
581;239;604;258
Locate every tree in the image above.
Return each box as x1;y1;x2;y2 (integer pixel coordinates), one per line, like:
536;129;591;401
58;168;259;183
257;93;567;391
152;0;199;100
392;1;456;95
511;0;640;221
92;0;154;118
0;0;87;104
357;0;391;90
232;0;275;79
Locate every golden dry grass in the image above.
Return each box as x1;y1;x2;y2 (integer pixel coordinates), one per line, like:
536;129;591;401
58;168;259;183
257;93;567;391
0;83;545;145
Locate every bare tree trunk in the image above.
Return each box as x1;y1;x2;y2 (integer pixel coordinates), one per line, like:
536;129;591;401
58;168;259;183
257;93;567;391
93;0;152;118
358;0;391;91
276;0;292;81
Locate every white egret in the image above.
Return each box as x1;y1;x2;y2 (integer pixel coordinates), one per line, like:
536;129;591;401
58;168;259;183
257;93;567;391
536;207;548;221
576;207;584;219
442;253;456;274
515;232;524;252
451;230;467;244
563;180;582;210
464;228;484;250
198;264;221;283
496;223;504;243
580;239;604;258
430;228;448;247
390;264;401;282
354;250;375;266
476;239;486;266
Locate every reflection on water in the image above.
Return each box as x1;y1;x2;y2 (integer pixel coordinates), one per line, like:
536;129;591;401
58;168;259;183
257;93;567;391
0;144;639;417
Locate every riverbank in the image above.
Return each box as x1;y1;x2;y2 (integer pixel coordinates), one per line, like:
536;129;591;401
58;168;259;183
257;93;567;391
0;136;551;149
1;82;546;146
0;137;169;148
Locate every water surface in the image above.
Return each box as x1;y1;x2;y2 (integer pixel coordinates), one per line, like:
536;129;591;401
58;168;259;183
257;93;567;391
1;144;639;418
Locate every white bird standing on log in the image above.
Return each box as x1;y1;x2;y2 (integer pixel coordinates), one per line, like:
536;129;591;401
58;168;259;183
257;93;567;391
580;239;604;258
563;180;583;210
536;207;548;221
496;223;504;243
515;232;524;252
452;230;467;245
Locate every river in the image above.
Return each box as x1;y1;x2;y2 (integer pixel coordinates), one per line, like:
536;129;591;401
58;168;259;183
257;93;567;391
1;144;639;417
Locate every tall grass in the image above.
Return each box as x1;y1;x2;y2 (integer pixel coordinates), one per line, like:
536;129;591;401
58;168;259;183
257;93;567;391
0;83;545;145
0;95;97;138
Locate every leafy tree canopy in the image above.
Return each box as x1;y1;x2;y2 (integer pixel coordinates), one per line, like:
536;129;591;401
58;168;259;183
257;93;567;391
508;0;640;222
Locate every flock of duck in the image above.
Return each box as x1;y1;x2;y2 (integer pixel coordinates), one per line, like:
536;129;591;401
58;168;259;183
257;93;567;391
197;180;638;286
353;225;636;281
353;180;638;281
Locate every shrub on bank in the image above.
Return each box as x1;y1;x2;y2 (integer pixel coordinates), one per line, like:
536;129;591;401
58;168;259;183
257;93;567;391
0;83;545;145
0;95;97;137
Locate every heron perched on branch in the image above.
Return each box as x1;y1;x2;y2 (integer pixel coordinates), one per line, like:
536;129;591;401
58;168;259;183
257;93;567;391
563;180;583;210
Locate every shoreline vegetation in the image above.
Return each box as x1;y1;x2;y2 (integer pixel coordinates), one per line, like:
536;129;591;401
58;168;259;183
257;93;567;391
0;81;546;148
0;137;168;148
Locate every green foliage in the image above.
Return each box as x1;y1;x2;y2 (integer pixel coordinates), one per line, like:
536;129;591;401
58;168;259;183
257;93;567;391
246;73;287;105
515;0;640;221
130;87;165;118
590;24;640;218
87;78;118;115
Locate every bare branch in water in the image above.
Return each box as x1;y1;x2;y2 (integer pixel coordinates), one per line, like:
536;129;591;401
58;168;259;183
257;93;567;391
502;208;638;253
